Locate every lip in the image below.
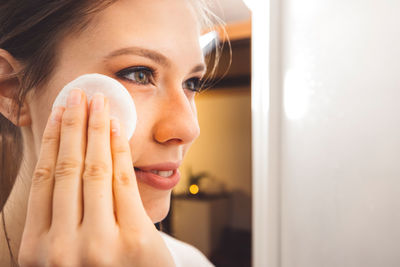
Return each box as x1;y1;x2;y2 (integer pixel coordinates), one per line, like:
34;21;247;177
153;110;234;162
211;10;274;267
133;161;181;190
134;162;181;171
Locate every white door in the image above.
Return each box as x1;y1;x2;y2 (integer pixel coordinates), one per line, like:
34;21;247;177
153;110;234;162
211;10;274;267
252;1;400;266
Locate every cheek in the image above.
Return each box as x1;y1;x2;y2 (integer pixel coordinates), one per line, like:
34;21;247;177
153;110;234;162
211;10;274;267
127;98;154;160
128;128;147;163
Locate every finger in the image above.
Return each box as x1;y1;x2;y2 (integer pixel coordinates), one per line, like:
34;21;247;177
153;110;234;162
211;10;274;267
25;106;64;236
52;89;87;232
110;117;148;228
82;93;114;228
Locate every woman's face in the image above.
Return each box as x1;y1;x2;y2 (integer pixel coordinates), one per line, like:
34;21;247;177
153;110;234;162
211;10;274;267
28;0;204;222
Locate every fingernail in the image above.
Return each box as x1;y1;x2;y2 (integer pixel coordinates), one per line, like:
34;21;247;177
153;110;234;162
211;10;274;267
111;117;120;137
67;89;82;108
92;92;104;112
50;106;63;124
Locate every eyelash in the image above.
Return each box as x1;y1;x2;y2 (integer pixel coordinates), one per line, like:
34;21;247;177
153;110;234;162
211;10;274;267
115;66;203;93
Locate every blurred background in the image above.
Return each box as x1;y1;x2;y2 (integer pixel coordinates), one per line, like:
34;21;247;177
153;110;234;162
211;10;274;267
162;1;252;267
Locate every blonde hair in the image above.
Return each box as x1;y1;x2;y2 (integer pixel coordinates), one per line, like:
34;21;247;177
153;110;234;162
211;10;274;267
191;0;232;91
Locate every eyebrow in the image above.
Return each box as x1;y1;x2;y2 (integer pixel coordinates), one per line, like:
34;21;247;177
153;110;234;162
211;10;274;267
103;46;206;74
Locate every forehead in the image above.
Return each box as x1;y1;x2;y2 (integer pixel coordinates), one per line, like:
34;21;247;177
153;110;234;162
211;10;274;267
59;0;204;69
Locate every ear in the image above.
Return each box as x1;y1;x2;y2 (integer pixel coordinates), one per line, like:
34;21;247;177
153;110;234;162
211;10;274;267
0;49;31;127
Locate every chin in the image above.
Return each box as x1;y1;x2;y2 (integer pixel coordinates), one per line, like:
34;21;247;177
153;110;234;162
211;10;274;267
137;182;173;223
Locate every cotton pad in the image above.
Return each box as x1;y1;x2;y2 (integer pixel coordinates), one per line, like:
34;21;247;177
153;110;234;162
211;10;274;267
52;73;137;140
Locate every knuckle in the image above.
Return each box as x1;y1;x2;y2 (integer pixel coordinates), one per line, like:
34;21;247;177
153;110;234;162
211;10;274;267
18;236;41;267
113;145;124;155
83;240;114;267
55;158;81;178
113;144;130;156
46;236;72;267
89;118;106;132
62;113;82;128
123;231;150;255
42;130;58;144
83;161;110;180
135;232;151;248
46;255;66;267
18;256;38;267
32;166;53;186
18;249;38;267
115;170;133;186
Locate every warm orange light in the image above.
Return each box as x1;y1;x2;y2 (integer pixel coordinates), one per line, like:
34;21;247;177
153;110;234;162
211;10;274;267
189;184;199;195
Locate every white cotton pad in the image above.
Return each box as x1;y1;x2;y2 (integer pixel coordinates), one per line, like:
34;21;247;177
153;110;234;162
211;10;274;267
52;73;137;140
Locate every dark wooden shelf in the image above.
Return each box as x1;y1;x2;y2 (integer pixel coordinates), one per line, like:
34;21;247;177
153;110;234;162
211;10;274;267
203;20;251;89
172;192;231;201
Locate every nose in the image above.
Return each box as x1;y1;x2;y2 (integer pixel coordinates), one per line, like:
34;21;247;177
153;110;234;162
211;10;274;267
152;90;200;145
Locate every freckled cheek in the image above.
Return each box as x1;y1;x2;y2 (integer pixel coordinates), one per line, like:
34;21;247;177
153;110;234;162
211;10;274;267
128;125;147;163
126;98;155;160
131;99;155;135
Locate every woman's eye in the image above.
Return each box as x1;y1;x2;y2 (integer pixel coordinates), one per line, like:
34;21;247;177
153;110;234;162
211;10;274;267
116;67;154;85
183;77;202;93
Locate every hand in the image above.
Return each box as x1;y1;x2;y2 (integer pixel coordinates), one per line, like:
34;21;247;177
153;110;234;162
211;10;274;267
18;89;175;267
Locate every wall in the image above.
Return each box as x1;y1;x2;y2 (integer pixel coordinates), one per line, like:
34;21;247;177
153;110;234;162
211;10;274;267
174;86;252;231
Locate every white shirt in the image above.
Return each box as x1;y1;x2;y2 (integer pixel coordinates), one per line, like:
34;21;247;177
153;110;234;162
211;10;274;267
159;231;215;267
